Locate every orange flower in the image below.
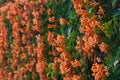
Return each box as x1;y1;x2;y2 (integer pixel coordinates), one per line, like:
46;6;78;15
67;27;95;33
52;63;59;71
81;68;86;73
60;18;68;25
20;67;27;73
48;24;57;28
36;35;44;42
32;26;42;32
73;75;84;80
21;53;27;59
83;43;92;52
76;37;84;53
22;34;27;44
56;35;66;45
47;31;57;46
49;16;56;22
54;57;62;63
93;1;100;7
83;0;88;3
39;5;46;15
49;50;58;56
86;27;93;35
96;57;102;63
47;8;53;15
92;63;109;80
61;52;71;61
71;59;82;68
64;74;73;80
99;42;110;53
97;6;105;15
33;19;40;25
36;62;48;80
60;61;71;74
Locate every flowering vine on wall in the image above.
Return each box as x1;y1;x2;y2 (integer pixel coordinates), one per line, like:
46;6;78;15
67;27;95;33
0;0;120;80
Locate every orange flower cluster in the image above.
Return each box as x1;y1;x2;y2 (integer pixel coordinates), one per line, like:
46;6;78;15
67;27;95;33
47;32;71;73
47;9;57;29
71;59;82;68
47;32;84;80
92;63;109;80
36;35;48;80
72;0;110;79
64;74;84;80
0;16;8;63
0;12;10;80
0;0;48;79
72;0;98;58
0;16;9;80
72;0;110;58
99;42;110;54
48;32;70;78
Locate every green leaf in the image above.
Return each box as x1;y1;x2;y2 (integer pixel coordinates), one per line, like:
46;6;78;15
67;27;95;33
112;9;120;17
115;46;120;59
67;27;72;38
111;0;117;8
46;63;53;76
27;71;32;80
51;72;55;79
35;73;40;80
